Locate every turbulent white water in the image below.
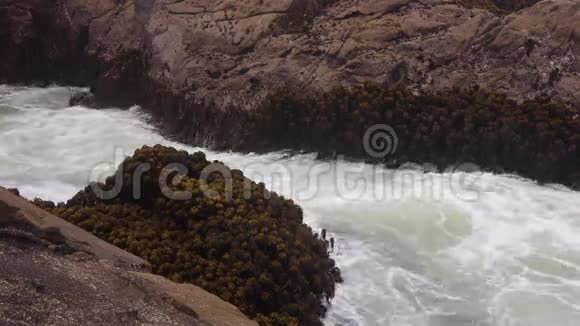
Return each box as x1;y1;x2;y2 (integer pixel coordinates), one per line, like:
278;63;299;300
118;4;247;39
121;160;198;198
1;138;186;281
1;85;580;326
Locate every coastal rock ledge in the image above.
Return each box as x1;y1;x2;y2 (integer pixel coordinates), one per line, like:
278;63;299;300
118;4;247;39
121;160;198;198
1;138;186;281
0;187;257;326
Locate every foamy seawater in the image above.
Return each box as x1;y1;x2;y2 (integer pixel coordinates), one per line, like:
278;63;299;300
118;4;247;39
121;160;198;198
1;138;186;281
1;85;579;325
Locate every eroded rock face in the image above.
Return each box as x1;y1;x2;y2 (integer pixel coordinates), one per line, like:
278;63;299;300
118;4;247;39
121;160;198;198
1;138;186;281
80;0;579;107
2;0;578;107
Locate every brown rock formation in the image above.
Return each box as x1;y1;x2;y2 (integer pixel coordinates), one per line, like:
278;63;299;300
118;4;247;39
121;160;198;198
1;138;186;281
1;0;578;106
0;0;90;83
0;187;257;326
88;0;580;108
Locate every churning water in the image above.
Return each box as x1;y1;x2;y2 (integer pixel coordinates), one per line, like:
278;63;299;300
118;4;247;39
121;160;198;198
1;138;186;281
1;85;579;326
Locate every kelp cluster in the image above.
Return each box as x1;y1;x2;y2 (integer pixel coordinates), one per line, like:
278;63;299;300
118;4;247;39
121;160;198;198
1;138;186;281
458;0;541;13
240;84;580;187
40;145;341;326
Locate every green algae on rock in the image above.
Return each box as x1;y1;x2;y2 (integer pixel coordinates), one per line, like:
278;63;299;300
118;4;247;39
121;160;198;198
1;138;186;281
40;145;342;326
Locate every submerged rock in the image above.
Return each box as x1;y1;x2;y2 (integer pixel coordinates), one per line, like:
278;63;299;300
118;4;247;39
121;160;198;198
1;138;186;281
69;91;98;108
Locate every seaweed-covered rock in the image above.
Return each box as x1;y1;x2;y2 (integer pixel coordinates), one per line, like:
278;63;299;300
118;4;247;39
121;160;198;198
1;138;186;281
239;84;580;188
46;145;342;326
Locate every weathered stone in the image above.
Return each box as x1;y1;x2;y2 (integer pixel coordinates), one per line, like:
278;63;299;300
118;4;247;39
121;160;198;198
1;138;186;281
1;0;578;108
0;187;257;326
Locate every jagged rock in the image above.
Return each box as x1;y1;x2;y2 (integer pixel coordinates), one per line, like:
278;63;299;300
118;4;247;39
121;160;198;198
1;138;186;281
0;187;257;326
69;91;98;108
6;188;19;197
94;0;579;107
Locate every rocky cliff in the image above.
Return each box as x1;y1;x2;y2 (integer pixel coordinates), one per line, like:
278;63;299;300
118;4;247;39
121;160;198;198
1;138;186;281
1;0;578;179
0;187;257;326
1;0;578;107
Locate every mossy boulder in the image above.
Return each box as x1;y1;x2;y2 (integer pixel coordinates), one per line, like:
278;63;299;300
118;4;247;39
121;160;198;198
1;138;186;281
42;145;342;326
